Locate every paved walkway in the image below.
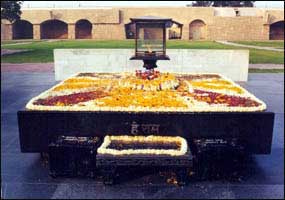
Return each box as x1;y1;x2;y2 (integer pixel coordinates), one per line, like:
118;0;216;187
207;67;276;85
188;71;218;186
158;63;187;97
249;64;284;69
1;42;33;47
216;41;284;52
1;63;54;72
1;62;283;73
1;39;61;46
1;49;31;56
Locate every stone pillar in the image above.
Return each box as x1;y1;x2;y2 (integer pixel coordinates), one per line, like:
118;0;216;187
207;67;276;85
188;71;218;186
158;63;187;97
181;27;189;40
33;24;41;40
1;23;4;40
92;24;97;39
263;24;270;40
1;23;13;40
68;24;75;39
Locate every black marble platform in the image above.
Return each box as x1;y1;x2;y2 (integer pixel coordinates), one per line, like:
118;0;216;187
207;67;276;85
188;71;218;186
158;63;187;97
1;72;284;199
96;150;192;185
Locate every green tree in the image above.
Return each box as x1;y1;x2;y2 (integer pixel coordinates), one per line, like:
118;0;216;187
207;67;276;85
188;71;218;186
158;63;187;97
213;1;255;7
192;1;213;7
191;1;255;7
1;1;23;22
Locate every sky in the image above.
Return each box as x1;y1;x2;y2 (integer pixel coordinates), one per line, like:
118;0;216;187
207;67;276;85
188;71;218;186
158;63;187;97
22;1;284;8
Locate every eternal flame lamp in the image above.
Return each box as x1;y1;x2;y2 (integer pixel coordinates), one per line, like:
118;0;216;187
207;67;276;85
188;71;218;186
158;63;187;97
129;16;173;70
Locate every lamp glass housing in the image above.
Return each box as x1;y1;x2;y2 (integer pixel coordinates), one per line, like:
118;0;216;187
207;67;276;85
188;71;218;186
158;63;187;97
136;23;165;57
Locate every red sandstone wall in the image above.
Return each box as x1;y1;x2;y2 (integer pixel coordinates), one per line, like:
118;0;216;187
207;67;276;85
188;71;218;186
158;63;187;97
1;8;284;41
208;16;269;41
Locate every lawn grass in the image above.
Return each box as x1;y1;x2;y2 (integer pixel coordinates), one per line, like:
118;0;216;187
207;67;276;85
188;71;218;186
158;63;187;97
249;49;284;64
249;68;284;73
231;40;284;48
1;40;284;64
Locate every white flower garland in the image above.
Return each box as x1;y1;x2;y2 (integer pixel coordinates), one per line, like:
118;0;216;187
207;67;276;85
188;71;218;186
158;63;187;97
97;135;188;156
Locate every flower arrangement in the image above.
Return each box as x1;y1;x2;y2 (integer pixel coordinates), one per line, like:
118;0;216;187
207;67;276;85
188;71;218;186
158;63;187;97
120;72;179;91
26;72;266;112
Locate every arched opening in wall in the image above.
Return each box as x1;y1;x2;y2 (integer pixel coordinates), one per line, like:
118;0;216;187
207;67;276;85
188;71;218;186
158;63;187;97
269;21;284;40
40;19;68;39
12;20;33;39
75;19;92;39
189;20;206;40
125;22;135;39
168;20;183;40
